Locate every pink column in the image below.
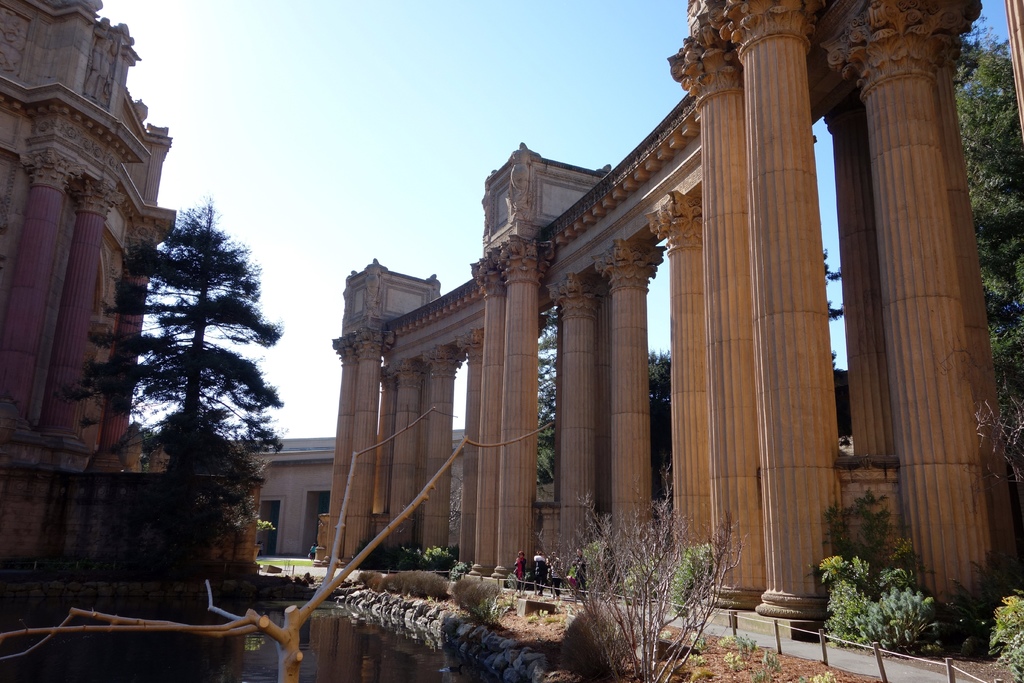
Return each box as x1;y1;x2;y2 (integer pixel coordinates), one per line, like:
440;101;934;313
40;179;122;433
0;150;77;417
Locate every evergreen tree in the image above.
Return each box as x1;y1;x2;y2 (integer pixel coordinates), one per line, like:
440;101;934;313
83;200;282;562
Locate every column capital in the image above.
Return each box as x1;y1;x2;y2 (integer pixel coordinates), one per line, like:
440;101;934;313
472;249;506;298
72;178;124;217
595;239;665;292
457;328;485;364
20;149;80;190
647;190;703;253
723;0;822;55
670;3;743;101
549;272;601;319
425;344;464;379
332;333;359;365
499;235;551;286
394;358;425;387
354;328;394;361
823;0;977;93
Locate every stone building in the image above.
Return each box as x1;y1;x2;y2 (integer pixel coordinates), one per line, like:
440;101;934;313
332;0;1018;619
0;1;254;569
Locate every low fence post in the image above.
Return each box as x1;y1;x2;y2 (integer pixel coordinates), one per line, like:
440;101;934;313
818;629;828;666
774;619;782;653
730;610;737;636
945;657;956;683
872;641;888;683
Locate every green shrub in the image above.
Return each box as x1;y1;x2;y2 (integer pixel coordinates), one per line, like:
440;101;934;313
562;609;622;680
423;545;459;572
449;561;471;582
856;587;936;652
951;554;1024;641
451;578;503;626
991;593;1024;683
380;570;449;600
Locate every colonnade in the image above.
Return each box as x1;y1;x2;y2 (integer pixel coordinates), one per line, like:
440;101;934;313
330;0;1010;617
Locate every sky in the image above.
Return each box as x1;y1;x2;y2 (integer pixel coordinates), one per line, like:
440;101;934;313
98;0;1010;438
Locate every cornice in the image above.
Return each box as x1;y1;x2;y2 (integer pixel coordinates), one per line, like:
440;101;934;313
384;279;482;334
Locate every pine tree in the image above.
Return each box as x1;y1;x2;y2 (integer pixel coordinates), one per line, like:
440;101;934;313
84;200;282;562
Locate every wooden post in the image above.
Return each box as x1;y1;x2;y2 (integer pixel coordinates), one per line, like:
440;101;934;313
730;610;737;636
873;642;888;683
945;658;955;683
819;629;828;666
774;619;782;653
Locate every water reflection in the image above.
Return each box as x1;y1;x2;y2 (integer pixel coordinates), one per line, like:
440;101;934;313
0;598;483;682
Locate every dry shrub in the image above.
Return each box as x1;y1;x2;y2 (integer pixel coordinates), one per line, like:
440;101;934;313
451;578;503;625
561;609;621;680
381;570;449;600
359;571;385;592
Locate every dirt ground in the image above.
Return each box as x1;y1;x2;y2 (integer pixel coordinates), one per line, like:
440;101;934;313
474;601;1013;683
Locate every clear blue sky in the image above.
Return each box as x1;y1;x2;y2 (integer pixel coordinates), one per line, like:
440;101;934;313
99;1;1010;437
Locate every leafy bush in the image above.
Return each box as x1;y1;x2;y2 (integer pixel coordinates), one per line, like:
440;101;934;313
856;587;936;652
380;570;449;600
950;554;1024;642
991;593;1024;683
561;609;622;680
422;545;459;572
451;578;504;626
823;491;921;587
449;561;471;582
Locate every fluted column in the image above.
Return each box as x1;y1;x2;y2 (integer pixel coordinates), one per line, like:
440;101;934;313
726;0;837;619
328;334;359;556
594;294;613;515
387;358;425;547
595;238;663;520
422;344;463;548
373;365;397;515
672;29;766;608
39;179;123;433
935;63;1015;555
550;273;600;548
825;0;992;597
458;328;484;562
494;236;549;577
648;191;710;531
0;150;78;418
826;99;895;459
343;328;391;558
471;252;506;576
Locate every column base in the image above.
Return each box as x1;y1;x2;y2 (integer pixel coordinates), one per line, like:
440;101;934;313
469;564;495;578
755;591;828;621
491;565;511;580
718;587;765;611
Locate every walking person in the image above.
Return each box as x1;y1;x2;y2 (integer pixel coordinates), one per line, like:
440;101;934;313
514;550;527;594
533;551;548;596
572;548;588;593
549;556;562;599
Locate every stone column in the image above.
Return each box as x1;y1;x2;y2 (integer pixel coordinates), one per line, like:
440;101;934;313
648;191;710;532
595;238;663;521
825;98;895;459
458;328;484;562
1007;0;1024;142
594;294;613;515
550;273;600;549
373;365;397;515
936;63;1016;556
471;251;506;576
494;236;549;577
672;26;767;609
826;0;992;597
387;358;425;547
328;334;359;555
421;344;463;549
342;328;391;559
38;179;122;433
726;0;837;619
0;150;78;418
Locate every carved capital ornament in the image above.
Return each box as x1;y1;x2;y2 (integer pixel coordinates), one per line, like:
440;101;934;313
425;344;464;378
20;149;80;190
595;239;665;291
647;191;703;253
671;1;743;102
499;235;551;286
549;273;600;319
722;0;823;54
472;250;506;298
73;178;123;216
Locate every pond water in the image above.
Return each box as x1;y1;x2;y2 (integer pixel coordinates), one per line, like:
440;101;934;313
0;597;484;682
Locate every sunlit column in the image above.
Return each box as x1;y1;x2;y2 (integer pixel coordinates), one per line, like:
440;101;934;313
372;365;397;515
470;251;506;576
494;236;549;577
826;0;993;596
387;358;425;547
727;0;837;619
550;273;599;549
595;238;663;521
458;328;484;562
421;343;463;548
328;334;359;557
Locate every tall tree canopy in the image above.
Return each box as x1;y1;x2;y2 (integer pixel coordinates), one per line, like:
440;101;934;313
84;201;283;561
